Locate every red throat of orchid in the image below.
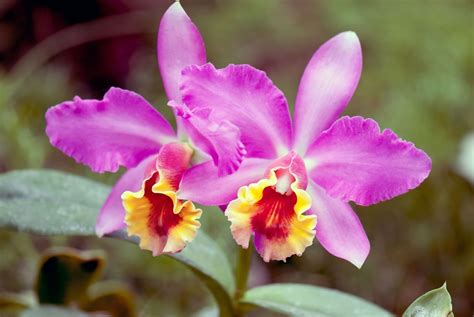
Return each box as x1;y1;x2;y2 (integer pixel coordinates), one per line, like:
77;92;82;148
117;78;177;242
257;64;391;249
226;152;316;262
122;143;201;256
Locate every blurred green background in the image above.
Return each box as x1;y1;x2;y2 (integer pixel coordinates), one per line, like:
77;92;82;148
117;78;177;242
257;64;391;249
0;0;472;315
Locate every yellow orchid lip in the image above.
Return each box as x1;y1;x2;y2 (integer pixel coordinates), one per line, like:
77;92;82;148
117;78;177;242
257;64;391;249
122;142;201;256
226;167;316;262
123;171;202;256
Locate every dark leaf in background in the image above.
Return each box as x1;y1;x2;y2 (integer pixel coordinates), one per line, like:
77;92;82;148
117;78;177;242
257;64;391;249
83;281;136;317
36;248;104;305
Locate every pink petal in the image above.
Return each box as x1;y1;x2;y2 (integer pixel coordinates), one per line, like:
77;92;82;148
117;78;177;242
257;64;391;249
96;154;157;236
158;1;206;103
307;182;370;268
169;101;246;176
293;32;362;155
46;87;176;173
306;116;432;206
180;63;292;159
178;158;271;205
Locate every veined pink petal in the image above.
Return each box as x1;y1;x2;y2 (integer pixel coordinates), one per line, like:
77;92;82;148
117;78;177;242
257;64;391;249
180;63;292;159
178;158;272;205
306;116;432;206
293;31;362;155
46;87;176;173
96;154;157;236
169;101;246;175
158;1;206;103
307;182;370;268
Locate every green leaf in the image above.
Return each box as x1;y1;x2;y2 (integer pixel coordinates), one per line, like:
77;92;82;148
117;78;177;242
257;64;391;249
241;284;392;317
176;234;235;316
0;169;108;235
403;283;453;317
20;306;91;317
0;170;235;316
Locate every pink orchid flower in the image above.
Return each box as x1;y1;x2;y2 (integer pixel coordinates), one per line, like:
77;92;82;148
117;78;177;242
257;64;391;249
178;32;432;267
45;3;242;256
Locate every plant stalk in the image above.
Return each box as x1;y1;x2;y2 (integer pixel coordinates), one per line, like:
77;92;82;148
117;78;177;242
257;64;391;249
233;245;252;316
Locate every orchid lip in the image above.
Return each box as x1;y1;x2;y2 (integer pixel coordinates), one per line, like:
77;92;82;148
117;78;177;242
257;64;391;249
122;172;202;256
225;155;316;262
119;142;202;256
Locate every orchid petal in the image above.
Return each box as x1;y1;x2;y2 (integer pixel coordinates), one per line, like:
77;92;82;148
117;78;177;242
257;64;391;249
293;32;362;155
158;1;206;102
169;101;246;176
307;182;370;268
46;87;176;173
178;158;271;205
306;116;432;206
96;155;157;236
180;63;292;159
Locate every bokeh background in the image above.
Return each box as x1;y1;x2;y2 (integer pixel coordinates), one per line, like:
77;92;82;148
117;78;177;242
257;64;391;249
0;0;473;315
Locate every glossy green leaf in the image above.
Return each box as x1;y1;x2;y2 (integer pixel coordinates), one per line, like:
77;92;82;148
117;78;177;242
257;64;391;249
20;306;91;317
0;170;235;316
403;283;453;317
241;284;392;317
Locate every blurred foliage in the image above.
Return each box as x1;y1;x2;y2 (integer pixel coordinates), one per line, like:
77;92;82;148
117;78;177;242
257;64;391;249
36;248;106;305
0;0;472;316
0;247;136;317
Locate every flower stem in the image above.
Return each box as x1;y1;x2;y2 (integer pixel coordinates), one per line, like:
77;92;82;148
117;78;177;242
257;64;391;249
234;245;252;316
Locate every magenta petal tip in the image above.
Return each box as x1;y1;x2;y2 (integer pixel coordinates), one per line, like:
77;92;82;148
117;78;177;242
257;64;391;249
158;1;206;103
293;30;363;155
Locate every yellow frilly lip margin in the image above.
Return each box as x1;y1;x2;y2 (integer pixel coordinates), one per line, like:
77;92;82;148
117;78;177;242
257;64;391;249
122;172;201;256
226;168;316;262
